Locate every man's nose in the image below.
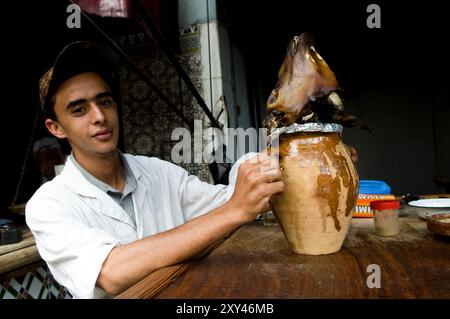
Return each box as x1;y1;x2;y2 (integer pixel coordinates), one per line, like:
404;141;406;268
90;104;106;124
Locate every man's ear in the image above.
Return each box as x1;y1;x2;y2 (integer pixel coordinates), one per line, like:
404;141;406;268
45;119;67;139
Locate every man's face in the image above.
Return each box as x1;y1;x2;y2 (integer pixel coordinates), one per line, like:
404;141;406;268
45;72;120;159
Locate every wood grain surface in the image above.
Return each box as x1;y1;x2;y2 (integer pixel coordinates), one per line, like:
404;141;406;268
0;228;40;275
116;231;234;299
151;205;450;299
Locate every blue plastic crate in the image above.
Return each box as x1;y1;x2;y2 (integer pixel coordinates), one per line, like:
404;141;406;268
358;180;391;194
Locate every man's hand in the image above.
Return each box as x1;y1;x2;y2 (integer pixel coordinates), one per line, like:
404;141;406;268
227;153;284;222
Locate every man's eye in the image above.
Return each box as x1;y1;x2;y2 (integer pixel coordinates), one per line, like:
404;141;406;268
99;98;113;106
72;107;86;115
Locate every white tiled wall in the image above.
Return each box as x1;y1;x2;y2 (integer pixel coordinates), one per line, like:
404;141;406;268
0;266;71;299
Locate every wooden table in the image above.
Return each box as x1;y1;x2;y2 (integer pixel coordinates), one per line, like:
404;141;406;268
119;204;450;299
0;228;43;281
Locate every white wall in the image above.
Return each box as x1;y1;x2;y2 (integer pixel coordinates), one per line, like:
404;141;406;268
179;0;255;162
178;0;217;27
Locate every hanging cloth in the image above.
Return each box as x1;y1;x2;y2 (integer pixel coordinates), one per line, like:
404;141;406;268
72;0;132;18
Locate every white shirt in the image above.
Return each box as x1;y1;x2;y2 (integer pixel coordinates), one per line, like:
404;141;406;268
25;153;253;298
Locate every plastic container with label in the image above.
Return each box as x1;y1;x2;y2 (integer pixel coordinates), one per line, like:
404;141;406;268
370;200;400;236
353;180;394;218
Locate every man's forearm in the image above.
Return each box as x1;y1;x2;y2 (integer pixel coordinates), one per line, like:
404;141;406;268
97;201;246;296
97;154;284;296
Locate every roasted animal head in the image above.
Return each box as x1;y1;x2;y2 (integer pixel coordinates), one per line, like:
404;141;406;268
265;33;370;130
266;33;339;126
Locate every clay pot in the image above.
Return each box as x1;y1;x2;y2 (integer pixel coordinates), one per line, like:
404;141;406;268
270;131;358;255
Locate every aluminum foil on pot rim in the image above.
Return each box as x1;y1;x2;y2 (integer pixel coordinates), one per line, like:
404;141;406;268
271;123;343;135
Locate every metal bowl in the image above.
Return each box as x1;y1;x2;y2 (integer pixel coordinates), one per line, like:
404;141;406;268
427;213;450;237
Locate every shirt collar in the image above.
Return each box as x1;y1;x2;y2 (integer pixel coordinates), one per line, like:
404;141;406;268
69;152;137;197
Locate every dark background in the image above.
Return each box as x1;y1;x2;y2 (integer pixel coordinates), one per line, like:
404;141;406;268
222;0;447;94
221;0;450;195
1;0;449;212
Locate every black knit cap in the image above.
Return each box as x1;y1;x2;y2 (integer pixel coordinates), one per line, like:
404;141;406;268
39;41;118;117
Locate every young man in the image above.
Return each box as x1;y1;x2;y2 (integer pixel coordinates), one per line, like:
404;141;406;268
26;41;284;298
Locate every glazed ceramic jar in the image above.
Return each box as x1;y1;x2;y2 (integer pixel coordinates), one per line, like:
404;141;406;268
270;124;358;255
